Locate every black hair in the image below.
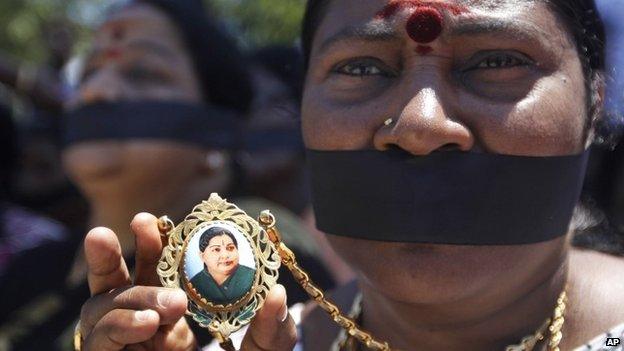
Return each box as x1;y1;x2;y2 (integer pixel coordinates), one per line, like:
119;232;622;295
198;227;238;252
135;0;254;114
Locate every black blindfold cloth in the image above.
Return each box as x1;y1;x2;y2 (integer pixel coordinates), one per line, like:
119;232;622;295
62;101;241;149
307;149;590;245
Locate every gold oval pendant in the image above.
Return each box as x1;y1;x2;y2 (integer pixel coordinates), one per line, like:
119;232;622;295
157;193;281;339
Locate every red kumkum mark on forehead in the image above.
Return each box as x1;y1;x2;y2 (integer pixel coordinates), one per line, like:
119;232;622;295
406;6;443;44
375;0;468;19
376;1;469;46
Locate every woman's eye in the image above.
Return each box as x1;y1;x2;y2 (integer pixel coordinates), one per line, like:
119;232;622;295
227;245;235;252
212;248;220;253
333;59;393;77
475;54;529;69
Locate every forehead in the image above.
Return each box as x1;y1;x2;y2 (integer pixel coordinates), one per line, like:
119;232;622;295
96;3;183;46
314;0;561;45
324;0;539;17
208;234;234;245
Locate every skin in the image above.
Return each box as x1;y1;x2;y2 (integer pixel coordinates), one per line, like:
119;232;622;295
202;234;240;285
62;2;230;253
300;0;624;350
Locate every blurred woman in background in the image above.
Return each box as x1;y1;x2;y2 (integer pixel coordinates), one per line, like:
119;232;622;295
1;0;253;349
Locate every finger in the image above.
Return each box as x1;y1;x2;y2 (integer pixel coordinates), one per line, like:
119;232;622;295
85;227;131;296
131;213;165;286
152;317;197;351
80;286;187;336
241;284;297;351
83;309;160;351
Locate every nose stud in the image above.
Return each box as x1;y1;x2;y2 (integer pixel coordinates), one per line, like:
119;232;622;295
384;118;395;127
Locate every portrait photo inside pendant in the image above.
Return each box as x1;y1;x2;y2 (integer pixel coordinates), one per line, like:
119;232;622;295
184;222;257;307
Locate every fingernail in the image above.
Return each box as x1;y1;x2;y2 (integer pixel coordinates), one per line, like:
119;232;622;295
157;290;185;309
135;310;155;322
278;294;288;322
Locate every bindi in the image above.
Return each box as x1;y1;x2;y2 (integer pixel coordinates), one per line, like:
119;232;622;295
375;1;468;54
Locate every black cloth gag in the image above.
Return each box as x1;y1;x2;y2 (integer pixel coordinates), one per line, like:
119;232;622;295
308;149;589;245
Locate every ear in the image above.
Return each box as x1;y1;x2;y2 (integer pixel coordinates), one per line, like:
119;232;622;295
199;150;227;175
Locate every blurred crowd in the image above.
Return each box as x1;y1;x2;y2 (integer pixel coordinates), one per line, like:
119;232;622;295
0;0;622;349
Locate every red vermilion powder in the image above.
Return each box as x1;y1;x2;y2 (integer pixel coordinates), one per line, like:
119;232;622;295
375;0;467;19
406;6;443;43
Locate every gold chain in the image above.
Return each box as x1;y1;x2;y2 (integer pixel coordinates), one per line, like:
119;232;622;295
259;211;567;351
260;211;391;351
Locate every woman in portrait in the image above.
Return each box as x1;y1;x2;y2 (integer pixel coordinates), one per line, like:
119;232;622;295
190;227;255;306
77;0;624;350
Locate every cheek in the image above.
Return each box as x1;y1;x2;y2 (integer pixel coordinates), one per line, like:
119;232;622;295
302;86;390;150
460;73;587;156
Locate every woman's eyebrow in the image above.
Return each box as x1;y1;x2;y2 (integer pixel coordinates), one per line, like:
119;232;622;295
317;22;401;54
450;18;549;42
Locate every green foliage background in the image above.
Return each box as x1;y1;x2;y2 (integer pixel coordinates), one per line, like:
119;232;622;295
211;0;305;48
0;0;306;64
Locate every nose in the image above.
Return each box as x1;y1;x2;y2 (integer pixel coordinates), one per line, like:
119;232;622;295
78;67;124;105
373;87;474;155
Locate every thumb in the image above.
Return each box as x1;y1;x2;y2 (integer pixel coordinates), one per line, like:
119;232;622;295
240;284;297;351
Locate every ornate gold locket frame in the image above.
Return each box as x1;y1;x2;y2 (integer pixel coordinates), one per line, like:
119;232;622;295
157;193;281;341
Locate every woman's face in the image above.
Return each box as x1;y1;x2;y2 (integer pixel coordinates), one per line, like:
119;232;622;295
62;3;217;214
302;0;589;303
202;234;240;278
72;3;201;106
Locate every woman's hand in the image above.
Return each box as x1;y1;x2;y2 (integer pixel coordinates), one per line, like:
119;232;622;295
79;213;195;350
79;213;298;351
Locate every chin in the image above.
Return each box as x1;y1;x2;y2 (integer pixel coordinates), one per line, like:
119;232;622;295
326;235;532;305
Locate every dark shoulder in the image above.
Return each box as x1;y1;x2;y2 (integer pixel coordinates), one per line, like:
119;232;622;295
565;249;624;349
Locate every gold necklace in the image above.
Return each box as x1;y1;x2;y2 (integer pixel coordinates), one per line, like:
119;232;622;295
330;291;567;351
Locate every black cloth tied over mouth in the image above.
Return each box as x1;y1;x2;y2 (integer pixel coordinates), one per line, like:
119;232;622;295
307;149;589;245
62;101;241;149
